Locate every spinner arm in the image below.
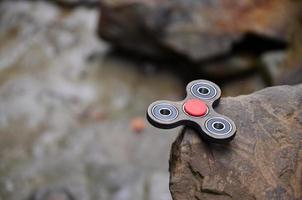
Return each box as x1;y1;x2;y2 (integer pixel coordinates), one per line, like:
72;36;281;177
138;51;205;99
147;80;236;143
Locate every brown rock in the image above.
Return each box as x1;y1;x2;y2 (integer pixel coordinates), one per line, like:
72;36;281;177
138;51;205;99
98;0;301;61
169;84;302;199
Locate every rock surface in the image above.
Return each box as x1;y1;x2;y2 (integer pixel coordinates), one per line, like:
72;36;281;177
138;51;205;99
169;84;302;199
98;0;300;61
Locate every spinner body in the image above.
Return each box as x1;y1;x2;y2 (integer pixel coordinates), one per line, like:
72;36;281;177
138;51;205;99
147;80;236;143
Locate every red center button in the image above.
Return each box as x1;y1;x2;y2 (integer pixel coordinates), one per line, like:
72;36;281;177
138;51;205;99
184;99;208;117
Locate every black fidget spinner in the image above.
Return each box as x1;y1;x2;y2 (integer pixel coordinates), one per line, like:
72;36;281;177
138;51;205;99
147;80;236;143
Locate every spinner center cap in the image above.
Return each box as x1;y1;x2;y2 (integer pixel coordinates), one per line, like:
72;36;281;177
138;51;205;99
184;99;208;117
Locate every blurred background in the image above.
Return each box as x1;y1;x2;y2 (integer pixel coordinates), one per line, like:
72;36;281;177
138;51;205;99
0;0;301;200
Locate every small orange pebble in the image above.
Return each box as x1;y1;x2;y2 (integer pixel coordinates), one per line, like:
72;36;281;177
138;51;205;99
130;117;146;134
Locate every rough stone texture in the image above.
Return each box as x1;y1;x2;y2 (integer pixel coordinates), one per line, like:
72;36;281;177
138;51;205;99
169;84;302;200
98;0;300;61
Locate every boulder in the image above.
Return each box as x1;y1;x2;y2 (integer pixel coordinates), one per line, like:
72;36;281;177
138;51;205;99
169;84;302;199
98;0;300;61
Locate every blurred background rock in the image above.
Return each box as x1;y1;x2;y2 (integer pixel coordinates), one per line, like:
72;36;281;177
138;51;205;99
0;0;301;200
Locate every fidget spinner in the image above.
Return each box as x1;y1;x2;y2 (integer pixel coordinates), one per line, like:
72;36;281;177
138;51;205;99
147;80;236;143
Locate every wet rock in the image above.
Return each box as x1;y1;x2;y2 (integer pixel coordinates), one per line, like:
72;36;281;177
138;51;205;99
169;84;302;199
98;0;300;61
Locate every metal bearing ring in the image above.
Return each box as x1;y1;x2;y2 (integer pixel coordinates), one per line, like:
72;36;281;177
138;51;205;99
205;117;233;136
191;82;217;100
151;103;178;122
